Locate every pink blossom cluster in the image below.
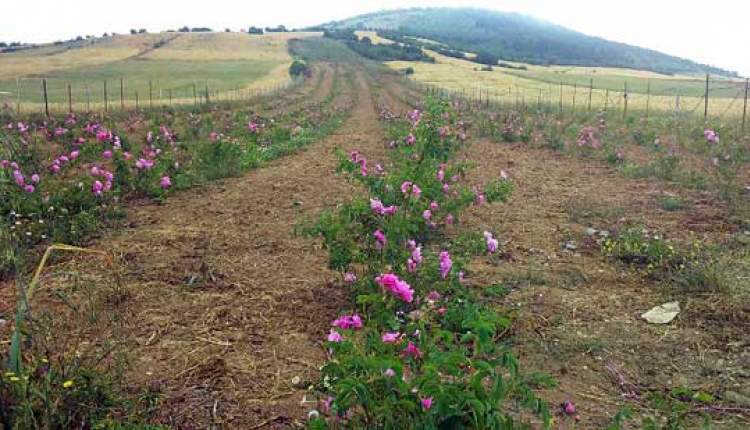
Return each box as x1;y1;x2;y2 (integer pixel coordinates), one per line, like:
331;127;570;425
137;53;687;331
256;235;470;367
375;273;414;303
483;231;499;253
406;240;423;273
436;165;445;181
90;166;114;196
350;150;368;176
382;331;401;343
135;158;155;170
370;198;398;216
160;125;176;144
65;113;77;126
2;162;39;193
473;187;486;205
408;109;421;126
704;129;719;144
327;330;343;343
400;181;421;199
439;251;452;279
48;150;79;174
577;126;601;149
401;341;422;359
331;314;363;330
373;229;387;250
96;128;113;143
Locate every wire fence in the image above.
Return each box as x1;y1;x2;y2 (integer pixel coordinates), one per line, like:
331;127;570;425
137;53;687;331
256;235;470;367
0;76;302;117
411;74;749;134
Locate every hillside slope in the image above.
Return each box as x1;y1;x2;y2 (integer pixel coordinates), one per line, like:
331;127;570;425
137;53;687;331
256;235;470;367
318;8;736;77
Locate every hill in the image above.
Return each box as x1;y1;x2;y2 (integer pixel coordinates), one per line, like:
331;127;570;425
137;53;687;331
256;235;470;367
317;8;738;77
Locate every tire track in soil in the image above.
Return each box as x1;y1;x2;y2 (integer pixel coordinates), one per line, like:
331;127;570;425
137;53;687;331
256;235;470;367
65;66;391;428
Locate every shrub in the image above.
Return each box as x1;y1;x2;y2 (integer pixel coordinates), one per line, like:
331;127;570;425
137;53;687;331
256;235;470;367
289;60;311;78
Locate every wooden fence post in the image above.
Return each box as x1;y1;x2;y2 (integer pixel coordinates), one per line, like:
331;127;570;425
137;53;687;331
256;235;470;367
67;83;72;113
169;88;172;106
646;81;651;119
558;80;563;114
538;88;542;111
588;78;593;112
704;73;709;120
193;83;197;106
572;82;577;111
205;84;210;103
623;82;628;119
42;79;49;118
15;77;21;115
743;78;748;134
135;91;139;111
604;89;609;111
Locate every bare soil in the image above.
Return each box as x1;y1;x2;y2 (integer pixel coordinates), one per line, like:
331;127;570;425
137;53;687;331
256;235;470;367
456;139;749;429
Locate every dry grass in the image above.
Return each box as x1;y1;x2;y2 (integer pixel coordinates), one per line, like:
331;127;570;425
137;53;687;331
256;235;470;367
354;31;394;45
381;42;746;119
143;32;321;62
455;139;748;428
0;34;168;79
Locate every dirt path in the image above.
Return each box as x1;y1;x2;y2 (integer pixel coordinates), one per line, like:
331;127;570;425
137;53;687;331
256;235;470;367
455;139;747;428
51;66;394;428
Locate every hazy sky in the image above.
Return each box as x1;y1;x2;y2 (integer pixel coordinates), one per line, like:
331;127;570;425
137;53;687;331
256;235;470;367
1;0;748;76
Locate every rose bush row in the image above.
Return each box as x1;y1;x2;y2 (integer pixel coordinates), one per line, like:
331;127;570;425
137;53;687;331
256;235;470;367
307;98;552;428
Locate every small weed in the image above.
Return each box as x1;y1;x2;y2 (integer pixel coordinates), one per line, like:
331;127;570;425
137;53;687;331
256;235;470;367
576;337;607;355
565;196;625;223
657;195;687;211
502;265;548;288
601;226;682;276
483;283;511;298
621;155;681;181
671;258;730;294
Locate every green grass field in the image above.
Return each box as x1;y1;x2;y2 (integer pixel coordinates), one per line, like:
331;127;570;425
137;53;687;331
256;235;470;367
0;59;279;105
504;68;745;98
0;31;320;110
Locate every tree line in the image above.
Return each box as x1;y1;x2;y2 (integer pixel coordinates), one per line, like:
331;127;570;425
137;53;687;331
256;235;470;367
323;29;434;63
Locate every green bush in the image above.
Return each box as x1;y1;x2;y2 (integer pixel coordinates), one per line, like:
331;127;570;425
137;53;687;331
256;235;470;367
289;59;311;78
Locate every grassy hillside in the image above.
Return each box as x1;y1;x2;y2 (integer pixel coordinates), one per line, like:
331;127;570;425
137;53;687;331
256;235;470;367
0;32;319;108
319;8;737;77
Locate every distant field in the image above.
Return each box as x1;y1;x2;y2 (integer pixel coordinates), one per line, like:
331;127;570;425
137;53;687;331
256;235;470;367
0;32;320;110
387;49;748;120
354;31;394;45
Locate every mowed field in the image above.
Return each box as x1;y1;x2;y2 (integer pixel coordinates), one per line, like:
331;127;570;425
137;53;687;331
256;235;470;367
375;34;748;120
0;31;321;109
